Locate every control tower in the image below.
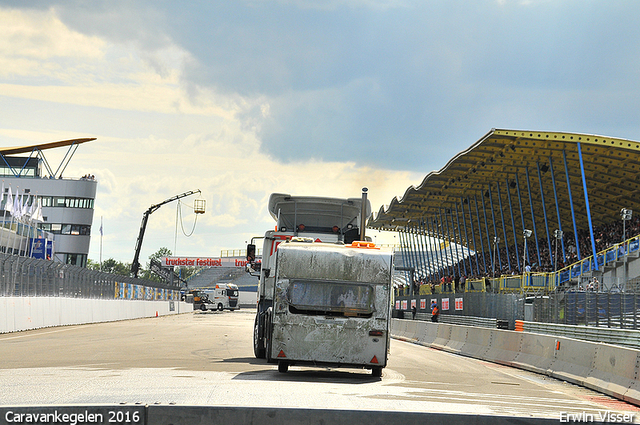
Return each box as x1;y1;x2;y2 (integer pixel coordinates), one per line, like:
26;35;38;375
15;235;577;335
0;138;97;267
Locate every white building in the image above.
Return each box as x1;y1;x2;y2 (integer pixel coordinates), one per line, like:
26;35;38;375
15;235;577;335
0;138;97;267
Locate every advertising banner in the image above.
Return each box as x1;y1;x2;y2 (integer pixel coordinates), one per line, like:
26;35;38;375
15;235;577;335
30;238;52;260
162;256;250;268
455;297;464;311
441;298;450;311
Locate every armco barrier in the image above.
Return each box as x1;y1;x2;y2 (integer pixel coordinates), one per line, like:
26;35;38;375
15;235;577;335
0;297;192;333
392;318;640;406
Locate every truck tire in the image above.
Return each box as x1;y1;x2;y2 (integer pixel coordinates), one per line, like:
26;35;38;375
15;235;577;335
217;303;224;311
199;304;207;311
371;367;382;378
253;314;266;359
278;361;289;373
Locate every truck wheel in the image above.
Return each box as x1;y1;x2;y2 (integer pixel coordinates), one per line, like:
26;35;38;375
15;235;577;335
217;303;224;311
199;304;207;311
253;315;266;359
278;361;289;373
372;367;382;378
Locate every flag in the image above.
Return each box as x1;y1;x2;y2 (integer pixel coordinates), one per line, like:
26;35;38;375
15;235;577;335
4;187;13;215
13;189;21;219
32;198;44;223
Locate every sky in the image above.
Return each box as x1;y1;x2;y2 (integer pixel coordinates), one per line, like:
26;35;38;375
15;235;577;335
1;1;640;265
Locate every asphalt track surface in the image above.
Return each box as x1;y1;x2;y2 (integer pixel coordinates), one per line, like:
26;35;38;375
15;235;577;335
0;310;638;422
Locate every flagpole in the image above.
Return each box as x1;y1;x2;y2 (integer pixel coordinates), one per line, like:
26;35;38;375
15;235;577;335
100;216;103;272
10;188;20;255
0;181;5;253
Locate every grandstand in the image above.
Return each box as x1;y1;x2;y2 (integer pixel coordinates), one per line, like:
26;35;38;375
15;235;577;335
186;266;257;290
377;129;640;336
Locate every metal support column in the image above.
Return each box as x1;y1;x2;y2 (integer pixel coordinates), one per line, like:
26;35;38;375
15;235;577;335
465;197;481;276
563;150;581;260
577;142;599;271
480;191;493;272
459;198;474;275
525;167;542;267
444;208;461;277
505;178;520;271
496;182;511;271
487;184;502;271
429;216;444;279
515;173;528;264
454;202;467;276
548;156;566;262
537;161;553;263
473;194;488;274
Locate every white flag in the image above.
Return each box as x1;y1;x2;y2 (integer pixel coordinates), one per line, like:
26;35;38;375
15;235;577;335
33;198;44;223
4;187;13;215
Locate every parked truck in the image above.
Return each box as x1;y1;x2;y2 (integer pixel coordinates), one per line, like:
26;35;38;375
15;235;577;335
247;191;393;376
186;284;239;311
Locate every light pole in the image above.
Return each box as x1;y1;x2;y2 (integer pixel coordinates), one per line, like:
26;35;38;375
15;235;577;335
493;236;500;278
621;208;632;291
554;229;563;273
522;229;532;274
554;229;563;290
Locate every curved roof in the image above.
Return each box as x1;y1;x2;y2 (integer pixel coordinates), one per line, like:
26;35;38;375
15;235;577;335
0;138;96;155
369;129;640;249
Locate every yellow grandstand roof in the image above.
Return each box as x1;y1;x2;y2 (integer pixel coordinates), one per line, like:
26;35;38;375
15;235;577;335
369;129;640;249
0;138;96;156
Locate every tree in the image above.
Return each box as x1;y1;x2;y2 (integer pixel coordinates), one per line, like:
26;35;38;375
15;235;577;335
87;258;131;276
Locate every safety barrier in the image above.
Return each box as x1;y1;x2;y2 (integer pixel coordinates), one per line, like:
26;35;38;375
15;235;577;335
517;320;640;350
391;318;640;406
0;296;192;333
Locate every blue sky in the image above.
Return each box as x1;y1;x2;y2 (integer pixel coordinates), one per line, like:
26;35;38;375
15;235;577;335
1;1;639;263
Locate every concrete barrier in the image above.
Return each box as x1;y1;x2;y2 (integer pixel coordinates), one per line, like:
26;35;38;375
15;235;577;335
0;296;192;334
511;332;557;374
431;322;452;350
444;324;468;353
482;329;523;365
586;344;640;405
459;326;492;359
391;318;640;407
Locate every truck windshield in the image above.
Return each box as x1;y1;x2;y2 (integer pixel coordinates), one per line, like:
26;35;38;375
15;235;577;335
226;289;238;297
287;280;374;316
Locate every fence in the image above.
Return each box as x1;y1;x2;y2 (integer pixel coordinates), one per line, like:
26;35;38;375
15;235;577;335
0;254;180;300
395;289;640;331
525;290;639;329
394;292;524;327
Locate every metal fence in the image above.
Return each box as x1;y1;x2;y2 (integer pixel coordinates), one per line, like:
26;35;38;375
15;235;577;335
0;254;179;299
395;289;640;331
394;292;524;327
525;290;639;329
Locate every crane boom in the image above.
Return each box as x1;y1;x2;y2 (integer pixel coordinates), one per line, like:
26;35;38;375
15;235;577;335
131;189;201;278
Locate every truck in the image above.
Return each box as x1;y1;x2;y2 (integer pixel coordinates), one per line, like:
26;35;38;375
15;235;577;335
247;191;393;377
186;283;240;311
202;283;240;311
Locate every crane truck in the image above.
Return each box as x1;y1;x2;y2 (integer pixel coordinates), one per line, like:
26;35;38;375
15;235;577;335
246;190;393;377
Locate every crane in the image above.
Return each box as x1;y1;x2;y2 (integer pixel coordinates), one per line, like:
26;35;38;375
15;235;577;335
131;189;202;278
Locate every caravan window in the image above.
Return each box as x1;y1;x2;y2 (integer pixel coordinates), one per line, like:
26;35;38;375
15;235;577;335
287;280;374;316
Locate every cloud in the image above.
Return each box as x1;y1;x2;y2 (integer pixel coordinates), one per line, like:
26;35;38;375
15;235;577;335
4;1;640;264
